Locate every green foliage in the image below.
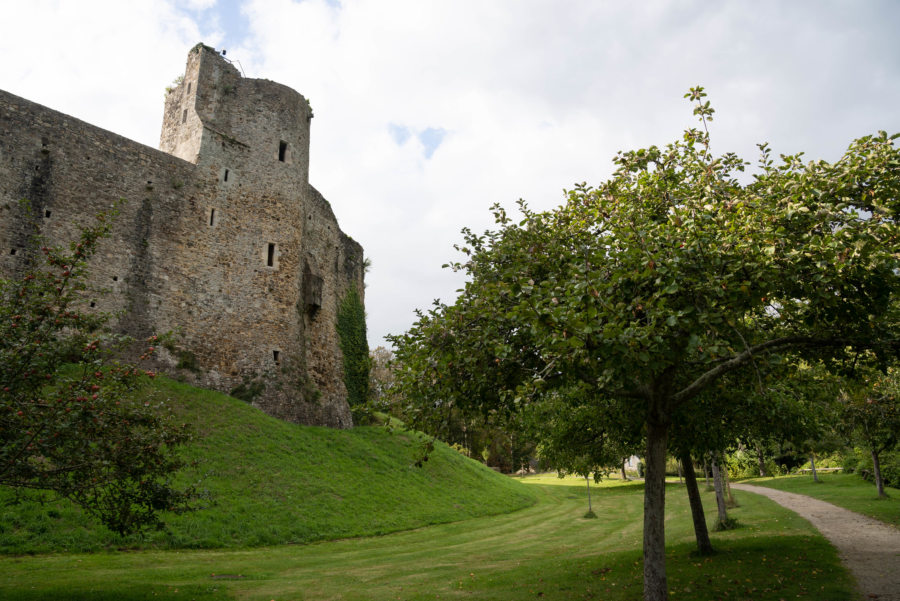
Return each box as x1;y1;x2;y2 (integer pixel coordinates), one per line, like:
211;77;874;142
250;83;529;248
713;516;740;531
336;289;369;406
726;450;758;479
0;208;196;535
367;345;396;402
228;376;265;403
390;86;900;598
838;364;900;493
174;350;198;371
844;446;900;489
0;376;535;553
164;75;183;96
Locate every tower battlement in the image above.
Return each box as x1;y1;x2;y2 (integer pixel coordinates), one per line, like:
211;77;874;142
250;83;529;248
160;44;312;186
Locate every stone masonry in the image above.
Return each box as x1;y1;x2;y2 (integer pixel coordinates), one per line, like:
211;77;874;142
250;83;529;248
0;43;365;428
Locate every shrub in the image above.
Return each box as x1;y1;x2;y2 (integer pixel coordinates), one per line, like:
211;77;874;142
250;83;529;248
848;447;900;489
0;205;196;535
726;450;758;479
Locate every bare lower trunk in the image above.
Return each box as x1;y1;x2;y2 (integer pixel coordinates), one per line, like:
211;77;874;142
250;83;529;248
809;453;819;483
711;455;729;525
622;459;629;481
703;459;710;488
643;421;669;601
723;462;736;507
872;450;886;498
755;444;767;477
676;459;683;484
679;450;713;555
586;475;593;513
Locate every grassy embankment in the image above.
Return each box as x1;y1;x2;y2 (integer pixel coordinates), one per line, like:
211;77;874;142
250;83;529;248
0;376;535;553
742;472;900;527
0;378;860;599
0;473;856;600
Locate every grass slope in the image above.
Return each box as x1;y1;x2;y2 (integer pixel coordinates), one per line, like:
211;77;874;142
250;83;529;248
0;377;535;553
0;478;854;601
743;472;900;527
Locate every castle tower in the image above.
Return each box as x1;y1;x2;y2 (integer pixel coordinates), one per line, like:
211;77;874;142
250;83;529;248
0;44;364;428
153;44;362;428
159;43;311;188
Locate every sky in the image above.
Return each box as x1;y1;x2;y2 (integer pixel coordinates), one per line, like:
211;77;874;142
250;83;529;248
2;1;899;348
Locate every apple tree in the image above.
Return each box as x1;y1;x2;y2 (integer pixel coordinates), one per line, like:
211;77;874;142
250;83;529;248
0;208;198;535
392;89;899;600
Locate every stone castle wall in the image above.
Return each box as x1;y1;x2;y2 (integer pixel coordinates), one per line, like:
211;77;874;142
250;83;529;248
0;44;364;427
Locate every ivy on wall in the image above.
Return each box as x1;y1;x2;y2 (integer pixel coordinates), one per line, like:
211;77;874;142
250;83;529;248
336;289;369;406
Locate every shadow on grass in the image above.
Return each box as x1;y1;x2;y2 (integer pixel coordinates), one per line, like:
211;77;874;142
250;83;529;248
4;584;225;601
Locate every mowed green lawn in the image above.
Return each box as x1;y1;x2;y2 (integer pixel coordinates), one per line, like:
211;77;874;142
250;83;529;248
742;472;900;527
0;377;535;554
0;476;855;601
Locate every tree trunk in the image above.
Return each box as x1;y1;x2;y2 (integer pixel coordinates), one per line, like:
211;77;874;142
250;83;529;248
872;449;887;498
643;421;669;601
755;444;767;477
679;450;713;555
809;452;819;483
703;459;711;488
622;459;629;481
711;455;729;526
722;461;736;507
586;475;593;513
676;459;683;484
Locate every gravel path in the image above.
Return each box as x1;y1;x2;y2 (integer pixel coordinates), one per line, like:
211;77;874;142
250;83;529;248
731;483;900;601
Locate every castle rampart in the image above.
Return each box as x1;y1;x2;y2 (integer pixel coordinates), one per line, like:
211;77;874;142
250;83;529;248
0;43;364;428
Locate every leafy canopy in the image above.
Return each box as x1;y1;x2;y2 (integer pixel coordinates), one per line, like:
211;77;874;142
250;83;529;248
391;87;899;600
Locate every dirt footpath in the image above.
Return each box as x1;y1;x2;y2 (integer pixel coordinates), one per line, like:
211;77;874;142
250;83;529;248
731;483;900;601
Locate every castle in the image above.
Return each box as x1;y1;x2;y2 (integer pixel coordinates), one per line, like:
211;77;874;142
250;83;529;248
0;44;365;428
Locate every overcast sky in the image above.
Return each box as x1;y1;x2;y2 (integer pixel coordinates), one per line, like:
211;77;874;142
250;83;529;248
2;1;899;348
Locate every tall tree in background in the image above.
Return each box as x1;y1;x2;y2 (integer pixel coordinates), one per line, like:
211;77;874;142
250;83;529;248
0;207;197;535
367;346;396;407
392;88;899;600
840;364;900;497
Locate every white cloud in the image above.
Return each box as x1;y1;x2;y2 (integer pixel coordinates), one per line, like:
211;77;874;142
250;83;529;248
3;0;899;347
185;0;219;10
0;0;221;147
225;0;900;346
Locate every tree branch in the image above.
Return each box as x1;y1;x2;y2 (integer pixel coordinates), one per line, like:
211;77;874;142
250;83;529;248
671;335;848;406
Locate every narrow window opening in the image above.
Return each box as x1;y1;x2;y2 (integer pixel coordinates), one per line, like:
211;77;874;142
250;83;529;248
273;350;281;364
209;208;216;226
223;169;229;182
89;301;96;308
112;275;118;282
186;82;191;94
44;209;51;218
41;136;49;148
267;243;275;267
10;248;17;256
182;109;188;124
278;140;287;162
